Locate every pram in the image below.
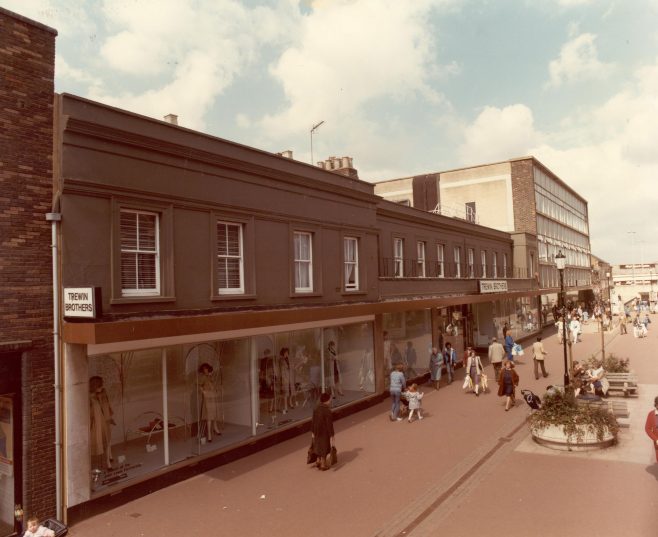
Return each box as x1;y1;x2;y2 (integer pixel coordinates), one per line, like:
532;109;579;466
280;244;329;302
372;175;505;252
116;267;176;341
520;389;542;410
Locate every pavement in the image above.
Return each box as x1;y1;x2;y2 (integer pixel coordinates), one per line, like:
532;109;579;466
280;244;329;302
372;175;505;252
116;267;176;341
68;318;658;537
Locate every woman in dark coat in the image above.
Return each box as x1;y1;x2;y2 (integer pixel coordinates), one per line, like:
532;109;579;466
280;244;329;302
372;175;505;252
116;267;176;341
311;392;335;470
497;359;519;411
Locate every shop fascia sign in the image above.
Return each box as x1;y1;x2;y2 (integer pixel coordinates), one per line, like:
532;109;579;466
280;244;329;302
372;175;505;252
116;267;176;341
63;287;101;318
479;280;508;294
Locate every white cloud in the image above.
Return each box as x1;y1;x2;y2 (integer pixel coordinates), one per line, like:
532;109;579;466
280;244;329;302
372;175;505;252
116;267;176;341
547;33;615;87
457;104;542;164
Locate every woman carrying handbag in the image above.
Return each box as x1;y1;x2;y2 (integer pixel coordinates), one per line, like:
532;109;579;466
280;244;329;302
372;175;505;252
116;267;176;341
311;392;335;471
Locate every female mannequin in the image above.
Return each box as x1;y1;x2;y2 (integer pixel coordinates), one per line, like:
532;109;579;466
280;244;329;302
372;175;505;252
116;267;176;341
198;363;222;442
327;341;343;398
89;376;114;470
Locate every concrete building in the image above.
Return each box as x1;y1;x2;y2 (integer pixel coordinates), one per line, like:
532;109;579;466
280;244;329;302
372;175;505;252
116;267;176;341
611;262;658;310
374;157;594;310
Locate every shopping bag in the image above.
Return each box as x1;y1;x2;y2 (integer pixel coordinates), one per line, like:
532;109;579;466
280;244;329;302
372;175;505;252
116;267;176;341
307;442;317;464
330;445;338;466
462;376;473;390
512;344;524;356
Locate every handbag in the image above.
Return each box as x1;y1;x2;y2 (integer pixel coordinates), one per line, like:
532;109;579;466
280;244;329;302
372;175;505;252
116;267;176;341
462;376;472;390
306;442;317;464
330;445;338;466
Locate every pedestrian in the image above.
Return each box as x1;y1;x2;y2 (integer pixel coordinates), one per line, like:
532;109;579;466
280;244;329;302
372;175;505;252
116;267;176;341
619;313;628;335
488;337;505;379
555;316;564;344
428;346;442;390
465;348;484;397
311;392;335;471
444;342;456;384
389;363;406;421
403;383;424;422
569;316;581;344
532;336;549;380
497;359;519;411
503;327;515;362
645;396;658;463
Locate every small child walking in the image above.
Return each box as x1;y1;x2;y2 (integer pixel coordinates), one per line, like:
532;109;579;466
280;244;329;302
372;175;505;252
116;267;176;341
403;383;424;422
24;516;55;537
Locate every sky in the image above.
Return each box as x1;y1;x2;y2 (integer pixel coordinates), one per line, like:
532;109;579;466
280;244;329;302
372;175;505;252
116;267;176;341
5;0;658;265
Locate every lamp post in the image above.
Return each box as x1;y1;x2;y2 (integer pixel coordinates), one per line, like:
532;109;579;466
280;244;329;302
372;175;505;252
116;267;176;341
555;250;569;389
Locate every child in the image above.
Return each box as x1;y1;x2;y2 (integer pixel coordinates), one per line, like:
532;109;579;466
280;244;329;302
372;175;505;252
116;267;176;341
24;516;55;537
403;383;424;422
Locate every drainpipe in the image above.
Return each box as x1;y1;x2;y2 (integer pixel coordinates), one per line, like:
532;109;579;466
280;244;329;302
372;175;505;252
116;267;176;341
46;211;63;520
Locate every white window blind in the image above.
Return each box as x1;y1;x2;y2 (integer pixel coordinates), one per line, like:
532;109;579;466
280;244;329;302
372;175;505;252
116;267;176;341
417;241;426;278
294;232;313;292
120;209;160;296
217;222;244;294
394;238;404;278
344;237;359;291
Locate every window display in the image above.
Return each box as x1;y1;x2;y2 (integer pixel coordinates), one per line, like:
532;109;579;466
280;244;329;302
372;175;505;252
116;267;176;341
383;311;431;381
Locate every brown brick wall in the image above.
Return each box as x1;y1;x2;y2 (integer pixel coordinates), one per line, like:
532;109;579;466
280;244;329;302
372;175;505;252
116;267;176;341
510;159;537;235
0;7;57;521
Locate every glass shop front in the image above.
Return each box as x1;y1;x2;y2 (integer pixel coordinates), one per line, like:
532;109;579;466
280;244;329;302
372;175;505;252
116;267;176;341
82;319;375;498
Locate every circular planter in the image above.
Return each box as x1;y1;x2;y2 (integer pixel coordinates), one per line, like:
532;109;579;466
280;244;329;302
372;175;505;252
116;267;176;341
531;424;615;451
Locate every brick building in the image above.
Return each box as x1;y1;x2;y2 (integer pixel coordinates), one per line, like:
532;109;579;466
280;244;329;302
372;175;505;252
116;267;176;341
0;8;58;535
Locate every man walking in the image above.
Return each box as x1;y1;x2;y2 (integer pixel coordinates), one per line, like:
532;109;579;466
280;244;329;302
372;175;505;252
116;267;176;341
532;336;549;380
443;342;457;384
488;337;505;379
619;313;628;335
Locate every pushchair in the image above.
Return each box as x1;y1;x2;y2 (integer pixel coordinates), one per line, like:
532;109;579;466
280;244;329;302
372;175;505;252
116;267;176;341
520;389;542;410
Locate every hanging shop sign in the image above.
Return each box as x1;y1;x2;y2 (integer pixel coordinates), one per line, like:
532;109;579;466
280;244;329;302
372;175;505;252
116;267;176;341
63;287;101;318
479;280;508;294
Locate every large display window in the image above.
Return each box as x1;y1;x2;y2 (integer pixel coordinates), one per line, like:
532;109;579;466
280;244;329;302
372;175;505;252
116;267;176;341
83;319;375;499
383;310;431;382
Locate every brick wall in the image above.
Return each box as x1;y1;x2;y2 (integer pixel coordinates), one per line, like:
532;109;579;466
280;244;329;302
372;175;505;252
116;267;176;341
0;7;57;521
510;158;537;235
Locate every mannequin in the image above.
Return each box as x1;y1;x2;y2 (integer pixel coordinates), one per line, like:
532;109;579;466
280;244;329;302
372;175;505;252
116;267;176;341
327;340;343;398
89;376;114;470
198;363;222;442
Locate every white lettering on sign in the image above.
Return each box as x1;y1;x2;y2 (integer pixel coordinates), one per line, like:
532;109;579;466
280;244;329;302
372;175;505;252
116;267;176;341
479;280;508;294
63;287;96;318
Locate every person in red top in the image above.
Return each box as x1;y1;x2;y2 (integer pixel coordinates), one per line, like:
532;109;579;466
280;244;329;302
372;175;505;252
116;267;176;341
646;395;658;463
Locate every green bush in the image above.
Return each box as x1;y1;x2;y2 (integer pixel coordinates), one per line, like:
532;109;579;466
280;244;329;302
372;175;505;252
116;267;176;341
528;390;619;444
584;353;630;373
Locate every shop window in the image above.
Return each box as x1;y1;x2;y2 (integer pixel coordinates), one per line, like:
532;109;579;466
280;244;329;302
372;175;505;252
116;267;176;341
294;231;313;292
120;209;160;296
344;237;359;291
217;221;244;294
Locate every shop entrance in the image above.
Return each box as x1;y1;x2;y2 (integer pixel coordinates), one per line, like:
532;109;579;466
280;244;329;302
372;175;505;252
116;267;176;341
0;352;21;537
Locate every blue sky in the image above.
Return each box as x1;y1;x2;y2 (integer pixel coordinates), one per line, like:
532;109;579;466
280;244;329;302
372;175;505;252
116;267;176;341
6;0;658;264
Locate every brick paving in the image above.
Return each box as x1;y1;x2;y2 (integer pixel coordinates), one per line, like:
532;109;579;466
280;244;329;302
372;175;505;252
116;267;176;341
68;318;658;537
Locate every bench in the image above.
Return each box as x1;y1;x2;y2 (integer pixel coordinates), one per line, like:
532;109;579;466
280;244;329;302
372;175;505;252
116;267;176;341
576;397;630;427
605;372;639;397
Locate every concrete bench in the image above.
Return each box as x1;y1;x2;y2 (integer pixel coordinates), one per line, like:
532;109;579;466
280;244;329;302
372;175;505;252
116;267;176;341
576;397;630;427
605;372;639;397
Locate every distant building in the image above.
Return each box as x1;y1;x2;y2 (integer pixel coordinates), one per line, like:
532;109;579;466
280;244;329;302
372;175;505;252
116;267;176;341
611;262;658;307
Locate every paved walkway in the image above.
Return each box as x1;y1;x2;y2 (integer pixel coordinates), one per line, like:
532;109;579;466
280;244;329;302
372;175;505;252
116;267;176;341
68;321;658;537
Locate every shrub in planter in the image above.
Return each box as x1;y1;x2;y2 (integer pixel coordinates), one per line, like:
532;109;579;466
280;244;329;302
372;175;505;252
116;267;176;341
528;390;619;445
584;353;629;373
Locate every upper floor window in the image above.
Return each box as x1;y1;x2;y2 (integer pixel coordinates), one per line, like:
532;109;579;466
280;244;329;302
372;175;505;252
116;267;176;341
503;253;509;278
294;231;313;292
217;221;244;294
454;246;462;278
467;248;475;278
437;244;445;278
417;241;426;278
394;238;404;278
344;237;359;291
492;253;498;278
481;250;487;278
120;209;160;296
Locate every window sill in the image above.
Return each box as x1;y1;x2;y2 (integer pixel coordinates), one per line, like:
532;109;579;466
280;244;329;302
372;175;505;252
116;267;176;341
211;293;258;302
290;291;323;298
110;295;177;305
340;290;368;297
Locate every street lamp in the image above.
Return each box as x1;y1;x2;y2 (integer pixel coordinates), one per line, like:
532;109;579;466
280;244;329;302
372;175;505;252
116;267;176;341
555;250;569;389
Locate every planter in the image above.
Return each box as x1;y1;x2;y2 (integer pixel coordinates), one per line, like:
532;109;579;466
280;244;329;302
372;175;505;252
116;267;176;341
531;424;615;451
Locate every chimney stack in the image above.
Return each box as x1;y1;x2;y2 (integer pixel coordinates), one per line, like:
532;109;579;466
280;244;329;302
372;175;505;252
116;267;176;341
276;150;293;159
163;114;178;125
317;156;359;180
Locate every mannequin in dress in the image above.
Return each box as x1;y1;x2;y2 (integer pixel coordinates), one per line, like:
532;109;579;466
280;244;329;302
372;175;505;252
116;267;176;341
89;376;114;470
198;363;222;442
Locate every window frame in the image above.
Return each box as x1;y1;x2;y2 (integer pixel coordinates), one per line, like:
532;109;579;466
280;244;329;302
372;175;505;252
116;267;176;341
216;220;245;295
416;241;426;278
454;246;462;278
343;236;360;291
467;247;475;278
492;252;498;278
394;238;404;278
120;208;161;297
481;250;487;278
503;253;509;278
294;231;314;293
436;243;445;278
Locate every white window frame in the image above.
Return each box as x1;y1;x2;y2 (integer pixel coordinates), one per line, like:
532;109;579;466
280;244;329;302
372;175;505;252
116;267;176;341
417;241;426;278
492;253;498;278
120;209;160;296
294;231;313;292
454;246;461;278
481;250;487;278
503;253;508;278
217;221;244;295
394;238;404;278
437;244;445;278
468;248;475;278
344;236;359;291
